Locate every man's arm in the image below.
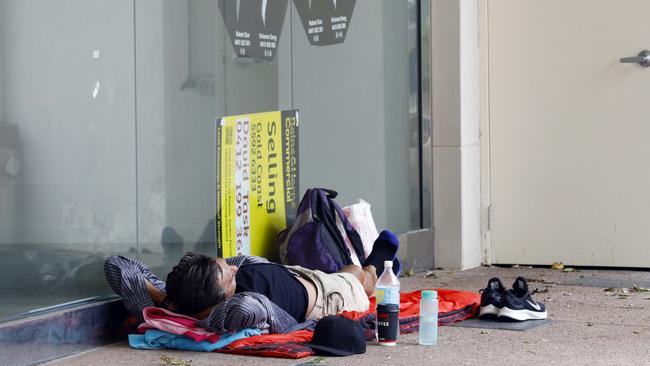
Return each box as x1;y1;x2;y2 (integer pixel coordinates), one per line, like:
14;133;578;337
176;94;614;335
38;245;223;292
104;255;167;323
196;292;297;334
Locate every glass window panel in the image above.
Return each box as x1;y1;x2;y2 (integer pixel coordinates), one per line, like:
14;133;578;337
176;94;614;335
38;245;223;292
291;0;418;233
0;0;136;320
135;0;419;274
134;0;294;275
1;0;421;321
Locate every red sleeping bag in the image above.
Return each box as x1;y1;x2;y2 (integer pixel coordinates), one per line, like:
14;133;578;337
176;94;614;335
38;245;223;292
216;288;480;359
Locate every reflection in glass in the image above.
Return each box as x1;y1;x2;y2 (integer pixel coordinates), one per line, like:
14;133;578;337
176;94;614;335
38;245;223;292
0;0;421;321
0;0;135;320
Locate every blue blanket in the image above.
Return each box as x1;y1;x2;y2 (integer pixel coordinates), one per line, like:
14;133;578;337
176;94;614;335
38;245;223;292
129;328;261;352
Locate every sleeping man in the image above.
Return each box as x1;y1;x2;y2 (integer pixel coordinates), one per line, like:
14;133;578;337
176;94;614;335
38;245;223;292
105;231;399;333
106;254;378;333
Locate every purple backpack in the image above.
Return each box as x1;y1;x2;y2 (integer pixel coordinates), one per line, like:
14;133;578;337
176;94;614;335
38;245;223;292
278;188;366;273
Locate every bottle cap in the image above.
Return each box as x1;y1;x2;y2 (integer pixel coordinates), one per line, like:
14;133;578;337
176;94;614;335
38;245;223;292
384;260;393;268
421;290;437;300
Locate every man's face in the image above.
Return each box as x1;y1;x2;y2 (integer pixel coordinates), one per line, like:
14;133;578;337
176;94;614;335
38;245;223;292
214;258;238;298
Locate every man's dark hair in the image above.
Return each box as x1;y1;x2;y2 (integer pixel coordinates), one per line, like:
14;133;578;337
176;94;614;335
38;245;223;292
165;252;226;315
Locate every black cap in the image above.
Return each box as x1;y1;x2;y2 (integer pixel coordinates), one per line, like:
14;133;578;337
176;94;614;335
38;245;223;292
304;316;366;357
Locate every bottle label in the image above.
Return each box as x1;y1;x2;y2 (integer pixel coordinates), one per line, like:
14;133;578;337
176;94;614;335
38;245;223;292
376;286;400;305
377;304;399;344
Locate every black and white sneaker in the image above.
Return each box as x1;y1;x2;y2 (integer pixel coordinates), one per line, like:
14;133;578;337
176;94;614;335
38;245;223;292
498;277;548;321
479;278;507;319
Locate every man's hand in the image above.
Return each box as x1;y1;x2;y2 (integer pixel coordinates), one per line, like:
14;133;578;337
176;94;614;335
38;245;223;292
144;279;167;306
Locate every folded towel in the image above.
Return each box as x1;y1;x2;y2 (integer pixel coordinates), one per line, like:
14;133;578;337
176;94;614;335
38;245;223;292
129;328;261;352
138;307;222;343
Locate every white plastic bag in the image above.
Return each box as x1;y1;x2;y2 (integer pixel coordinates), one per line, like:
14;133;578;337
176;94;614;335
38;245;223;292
343;199;379;258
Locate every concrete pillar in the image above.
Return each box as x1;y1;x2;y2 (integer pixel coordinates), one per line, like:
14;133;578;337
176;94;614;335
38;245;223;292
430;0;480;269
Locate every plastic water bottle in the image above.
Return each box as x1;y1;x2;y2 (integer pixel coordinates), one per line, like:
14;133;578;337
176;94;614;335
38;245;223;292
375;260;400;344
375;260;400;305
418;290;438;345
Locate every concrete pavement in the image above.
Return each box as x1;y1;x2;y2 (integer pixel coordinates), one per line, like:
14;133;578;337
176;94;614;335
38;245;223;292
44;266;650;366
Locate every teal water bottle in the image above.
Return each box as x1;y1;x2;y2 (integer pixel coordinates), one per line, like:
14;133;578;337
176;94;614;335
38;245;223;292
418;290;438;345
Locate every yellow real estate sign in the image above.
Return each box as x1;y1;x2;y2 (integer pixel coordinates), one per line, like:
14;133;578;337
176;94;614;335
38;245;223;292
215;110;299;260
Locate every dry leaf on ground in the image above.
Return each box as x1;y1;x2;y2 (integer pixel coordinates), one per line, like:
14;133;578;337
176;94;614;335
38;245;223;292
551;262;564;270
603;287;635;299
632;285;650;293
160;355;192;366
292;357;327;366
527;277;557;285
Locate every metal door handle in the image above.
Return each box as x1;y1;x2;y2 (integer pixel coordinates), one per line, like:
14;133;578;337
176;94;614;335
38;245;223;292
620;50;650;67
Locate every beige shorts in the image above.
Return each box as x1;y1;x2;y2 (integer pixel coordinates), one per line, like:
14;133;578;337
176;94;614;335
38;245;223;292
287;266;370;320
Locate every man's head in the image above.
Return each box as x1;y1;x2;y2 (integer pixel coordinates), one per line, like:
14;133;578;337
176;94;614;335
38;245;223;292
165;252;237;316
